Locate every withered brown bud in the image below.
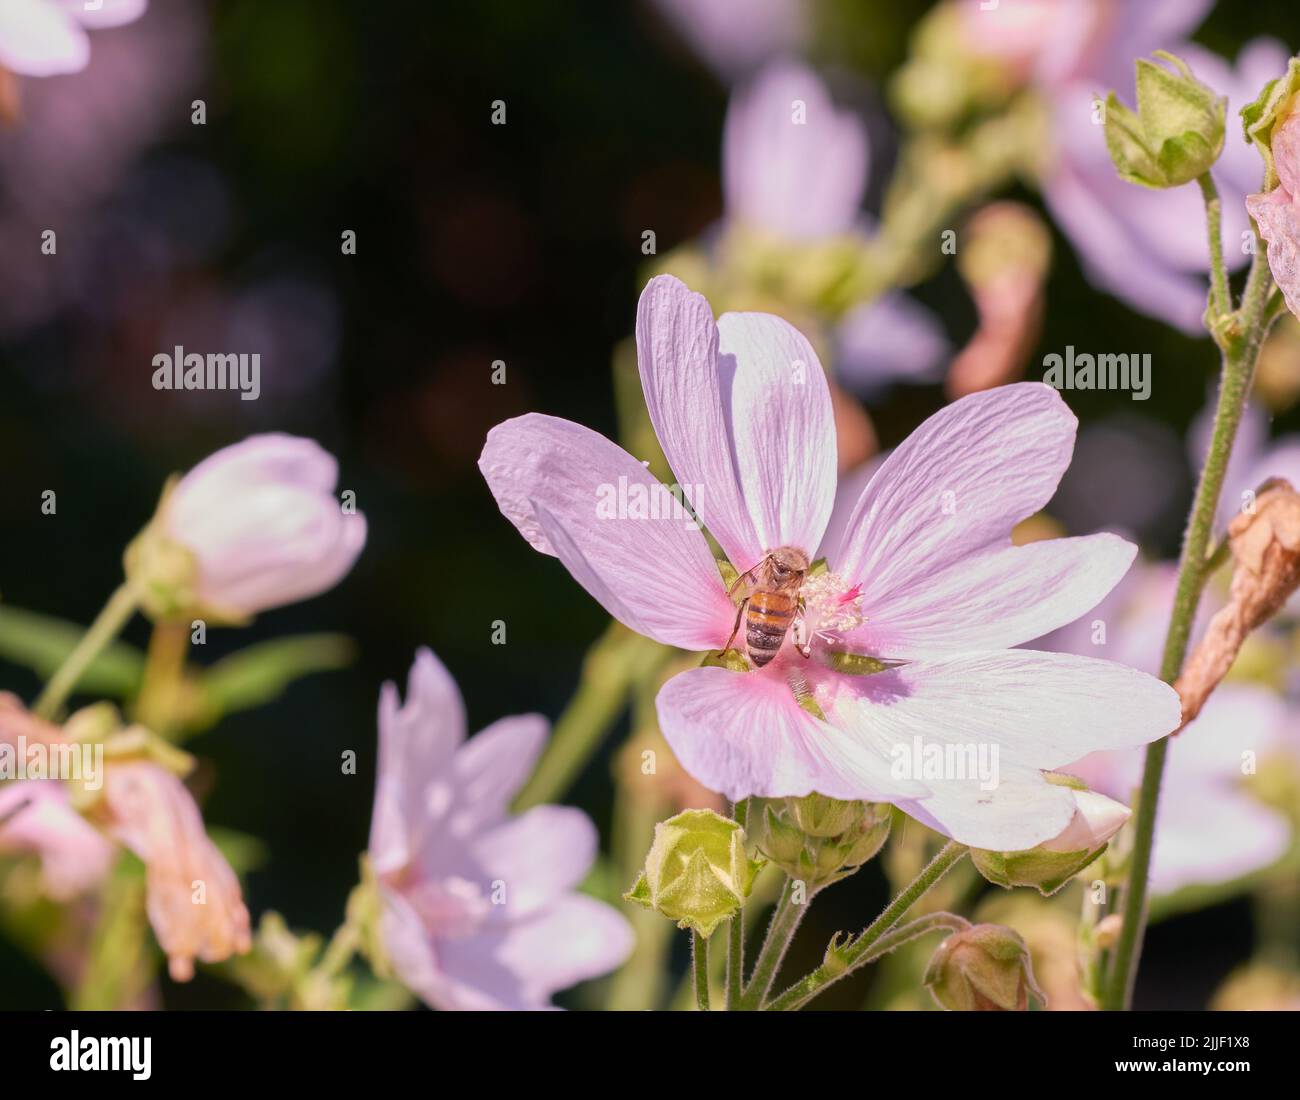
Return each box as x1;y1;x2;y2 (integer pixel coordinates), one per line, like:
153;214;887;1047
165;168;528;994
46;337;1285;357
1176;479;1300;726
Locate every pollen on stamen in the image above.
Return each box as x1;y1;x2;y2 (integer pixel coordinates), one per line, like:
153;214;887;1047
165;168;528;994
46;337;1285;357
802;571;865;634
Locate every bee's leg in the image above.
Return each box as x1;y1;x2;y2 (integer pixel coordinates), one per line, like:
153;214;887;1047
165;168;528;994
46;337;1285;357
725;597;749;652
793;603;811;659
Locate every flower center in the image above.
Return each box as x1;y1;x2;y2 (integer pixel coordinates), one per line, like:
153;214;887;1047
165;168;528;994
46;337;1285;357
801;570;866;639
406;875;493;940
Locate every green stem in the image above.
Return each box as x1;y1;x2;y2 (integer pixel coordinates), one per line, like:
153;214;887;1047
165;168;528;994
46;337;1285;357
842;911;970;970
726;798;749;1011
738;877;807;1009
133;619;189;736
33;582;139;720
513;626;663;811
766;841;968;1012
692;930;710;1011
1103;235;1278;1011
1197;174;1230;320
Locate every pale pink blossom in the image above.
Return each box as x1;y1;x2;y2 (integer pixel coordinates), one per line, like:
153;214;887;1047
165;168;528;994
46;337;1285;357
162;434;366;618
723;60;868;242
954;1;1283;332
0;0;146;77
480;275;1180;849
721;62;949;392
370;650;633;1010
98;760;252;981
0;780;115;900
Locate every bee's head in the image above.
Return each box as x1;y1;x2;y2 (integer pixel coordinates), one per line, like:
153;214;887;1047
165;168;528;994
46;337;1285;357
768;546;810;584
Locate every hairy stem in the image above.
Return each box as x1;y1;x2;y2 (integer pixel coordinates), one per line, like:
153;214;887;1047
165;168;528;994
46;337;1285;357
1103;234;1279;1011
738;877;807;1010
726;798;750;1011
1197;173;1230;319
766;841;968;1011
692;930;710;1011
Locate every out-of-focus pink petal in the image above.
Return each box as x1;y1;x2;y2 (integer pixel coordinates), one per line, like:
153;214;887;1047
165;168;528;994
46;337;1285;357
437;895;634;1010
68;0;148;30
370;648;467;876
839;532;1136;658
0;0;88;76
818;650;1179;849
471;805;596;916
832;384;1080;648
0;781;114;900
1248;187;1300;321
479;412;734;650
650;0;805;79
656;665;923;803
834;292;950;396
102;761;251;981
635;275;762;570
444;714;548;837
1149;788;1289;895
718;311;837;558
722;61;867;239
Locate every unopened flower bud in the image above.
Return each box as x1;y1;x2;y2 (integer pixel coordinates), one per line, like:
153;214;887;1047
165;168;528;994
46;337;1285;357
750;795;891;888
924;923;1044;1011
1105;52;1225;189
624;808;762;938
971;779;1130;896
125;435;366;624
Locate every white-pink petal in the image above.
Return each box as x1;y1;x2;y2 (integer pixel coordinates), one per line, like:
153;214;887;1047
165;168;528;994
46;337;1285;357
478;412;734;651
719;311;837;559
635;275;763;570
838;532;1136;659
818;649;1180;849
656;664;924;803
833;383;1077;598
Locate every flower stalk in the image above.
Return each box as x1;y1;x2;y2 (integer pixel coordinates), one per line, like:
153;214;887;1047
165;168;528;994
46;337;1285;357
33;582;139;720
766;841;969;1011
1103;204;1281;1011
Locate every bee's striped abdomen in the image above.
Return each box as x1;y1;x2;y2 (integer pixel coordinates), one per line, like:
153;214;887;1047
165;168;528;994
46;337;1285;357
746;590;796;668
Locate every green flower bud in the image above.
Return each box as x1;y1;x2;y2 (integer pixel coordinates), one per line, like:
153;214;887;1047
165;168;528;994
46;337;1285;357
1104;51;1226;188
624;808;762;938
1242;56;1300;190
750;795;891;888
970;782;1130;896
924;923;1045;1012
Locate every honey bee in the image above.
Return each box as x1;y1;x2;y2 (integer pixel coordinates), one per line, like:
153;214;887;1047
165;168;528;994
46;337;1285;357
726;546;810;668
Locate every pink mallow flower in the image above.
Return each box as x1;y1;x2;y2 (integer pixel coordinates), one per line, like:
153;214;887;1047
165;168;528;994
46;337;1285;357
480;275;1180;850
1247;97;1300;322
0;0;146;77
369;650;633;1010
